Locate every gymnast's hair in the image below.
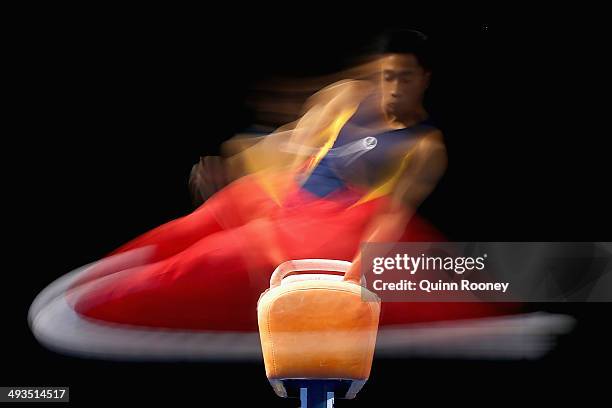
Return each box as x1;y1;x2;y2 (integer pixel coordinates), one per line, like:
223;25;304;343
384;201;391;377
372;29;434;72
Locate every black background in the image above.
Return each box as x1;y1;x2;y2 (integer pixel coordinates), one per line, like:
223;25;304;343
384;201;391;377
4;13;611;406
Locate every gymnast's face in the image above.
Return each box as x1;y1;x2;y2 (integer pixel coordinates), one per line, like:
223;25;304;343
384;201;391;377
380;53;431;120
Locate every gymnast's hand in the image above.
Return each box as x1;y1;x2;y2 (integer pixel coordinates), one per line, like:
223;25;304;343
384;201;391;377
188;156;230;207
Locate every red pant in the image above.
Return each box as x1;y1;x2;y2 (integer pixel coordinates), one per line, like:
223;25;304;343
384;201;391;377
69;172;513;331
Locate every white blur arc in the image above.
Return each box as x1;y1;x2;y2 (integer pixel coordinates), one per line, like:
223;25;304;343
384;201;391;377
29;250;575;361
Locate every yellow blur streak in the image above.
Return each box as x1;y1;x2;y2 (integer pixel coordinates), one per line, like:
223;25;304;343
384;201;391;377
225;81;367;205
350;147;418;207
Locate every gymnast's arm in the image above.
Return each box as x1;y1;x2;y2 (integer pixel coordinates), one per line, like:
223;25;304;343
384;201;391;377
344;130;448;283
189;80;374;206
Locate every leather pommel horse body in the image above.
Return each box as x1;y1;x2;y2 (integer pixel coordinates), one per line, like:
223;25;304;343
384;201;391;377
258;259;381;407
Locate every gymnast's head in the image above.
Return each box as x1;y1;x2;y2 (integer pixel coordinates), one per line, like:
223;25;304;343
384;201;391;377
372;29;432;125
